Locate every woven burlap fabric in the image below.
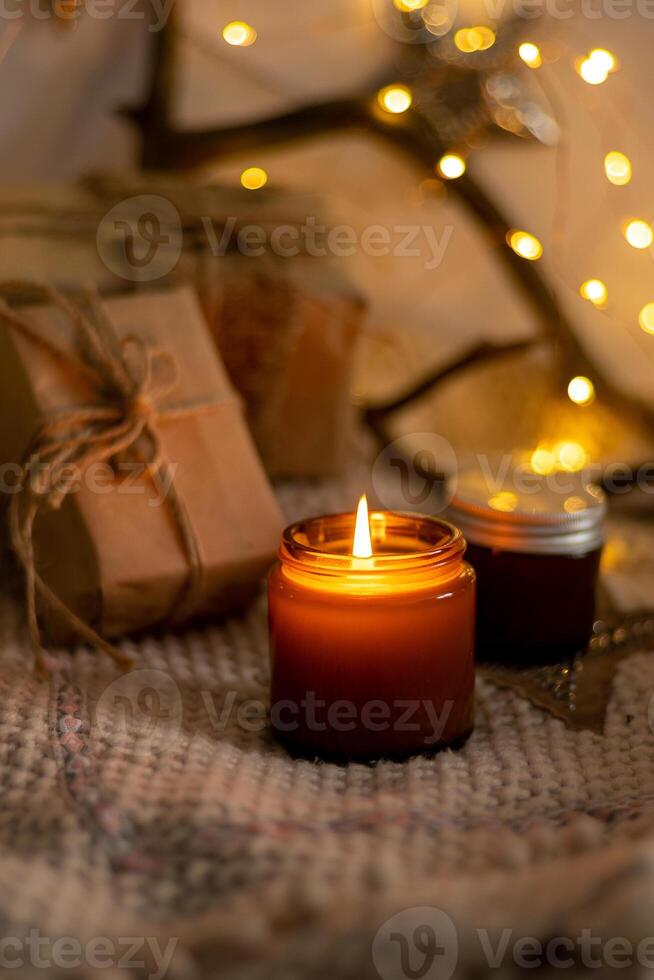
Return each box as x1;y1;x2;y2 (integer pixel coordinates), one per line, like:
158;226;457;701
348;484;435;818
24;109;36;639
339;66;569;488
0;482;653;980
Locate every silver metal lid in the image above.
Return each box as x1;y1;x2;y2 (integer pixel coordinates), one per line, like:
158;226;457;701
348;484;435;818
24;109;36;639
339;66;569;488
446;468;606;556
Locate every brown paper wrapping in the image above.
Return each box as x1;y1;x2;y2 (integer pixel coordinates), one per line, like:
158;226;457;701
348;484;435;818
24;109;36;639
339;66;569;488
0;286;283;644
192;255;365;479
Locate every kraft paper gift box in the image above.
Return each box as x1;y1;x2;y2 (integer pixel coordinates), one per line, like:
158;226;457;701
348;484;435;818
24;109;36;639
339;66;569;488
0;284;283;651
187;254;365;479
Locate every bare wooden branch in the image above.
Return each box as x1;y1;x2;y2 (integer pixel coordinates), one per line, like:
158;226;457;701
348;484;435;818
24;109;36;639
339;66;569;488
120;20;654;450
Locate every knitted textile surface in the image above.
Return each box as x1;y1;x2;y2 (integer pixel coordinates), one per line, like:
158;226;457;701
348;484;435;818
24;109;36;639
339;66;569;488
0;481;654;980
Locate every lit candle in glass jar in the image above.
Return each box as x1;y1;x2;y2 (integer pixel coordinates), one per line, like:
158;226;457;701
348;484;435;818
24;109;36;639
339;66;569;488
268;496;476;761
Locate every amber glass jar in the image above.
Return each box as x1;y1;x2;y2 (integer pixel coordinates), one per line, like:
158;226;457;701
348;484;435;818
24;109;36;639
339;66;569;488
447;472;606;666
268;511;476;760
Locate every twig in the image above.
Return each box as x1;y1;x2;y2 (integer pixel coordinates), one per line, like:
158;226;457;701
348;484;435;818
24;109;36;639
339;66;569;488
363;339;540;448
120;20;654;450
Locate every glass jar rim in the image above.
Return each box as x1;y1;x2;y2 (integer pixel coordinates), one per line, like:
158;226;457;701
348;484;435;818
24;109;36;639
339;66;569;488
280;510;465;575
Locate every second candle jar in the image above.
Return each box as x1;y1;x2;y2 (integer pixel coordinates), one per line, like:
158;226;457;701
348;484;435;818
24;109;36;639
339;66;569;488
447;470;606;666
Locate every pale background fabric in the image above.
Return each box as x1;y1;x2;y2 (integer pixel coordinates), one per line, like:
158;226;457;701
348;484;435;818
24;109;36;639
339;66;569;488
0;7;653;404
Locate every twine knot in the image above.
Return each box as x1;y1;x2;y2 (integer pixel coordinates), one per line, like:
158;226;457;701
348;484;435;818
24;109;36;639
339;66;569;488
0;281;219;676
128;393;156;422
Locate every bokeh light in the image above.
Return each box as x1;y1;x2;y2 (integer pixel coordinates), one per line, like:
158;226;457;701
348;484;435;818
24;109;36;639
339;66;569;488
378;84;413;114
437;154;466;179
625;220;654;250
638;303;654;335
488;491;518;513
507;230;543;260
454;27;495;52
222;21;257;46
530;447;556;476
589;48;616;73
579;279;608;307
567;376;595;406
240;167;268;190
554;441;588;472
604;151;632;186
578;58;608;85
518;42;542;68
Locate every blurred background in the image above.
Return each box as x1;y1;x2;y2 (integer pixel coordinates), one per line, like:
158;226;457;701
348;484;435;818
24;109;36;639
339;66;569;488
1;1;654;487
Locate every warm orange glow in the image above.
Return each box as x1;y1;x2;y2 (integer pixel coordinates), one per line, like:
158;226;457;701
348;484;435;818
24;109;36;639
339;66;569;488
604;151;632;186
454;26;495;52
554;441;588;472
352;494;373;558
378;84;413;114
222;21;257;46
567;376;595;406
394;0;429;9
625;220;653;250
578;57;608;85
579;279;607;307
589;48;617;73
519;42;542;68
530;446;556;475
489;491;518;513
437;154;466;179
240;167;268;190
507;229;543;260
639;303;654;335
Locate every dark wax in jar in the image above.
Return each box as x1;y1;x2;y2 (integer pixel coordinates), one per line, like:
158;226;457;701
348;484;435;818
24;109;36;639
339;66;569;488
447;472;606;667
466;542;602;665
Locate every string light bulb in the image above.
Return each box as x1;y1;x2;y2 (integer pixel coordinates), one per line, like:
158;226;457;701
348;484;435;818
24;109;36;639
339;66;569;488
604;151;632;186
624;220;654;250
437;154;466;179
589;48;616;73
554;441;588;472
530;446;556;476
579;279;607;307
378;84;413;114
518;42;542;68
567;376;595;407
577;47;617;84
222;21;257;46
422;6;452;35
240;167;268;190
578;57;607;85
507;230;543;261
638;303;654;335
454;27;496;52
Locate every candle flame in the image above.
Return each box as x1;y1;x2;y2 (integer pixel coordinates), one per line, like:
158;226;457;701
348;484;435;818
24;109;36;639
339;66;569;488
352;494;373;559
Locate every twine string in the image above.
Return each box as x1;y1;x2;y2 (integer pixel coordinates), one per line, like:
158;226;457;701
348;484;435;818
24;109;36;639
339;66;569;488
0;280;228;675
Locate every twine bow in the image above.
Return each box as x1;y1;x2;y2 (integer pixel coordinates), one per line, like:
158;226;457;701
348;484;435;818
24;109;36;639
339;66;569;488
0;281;224;676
